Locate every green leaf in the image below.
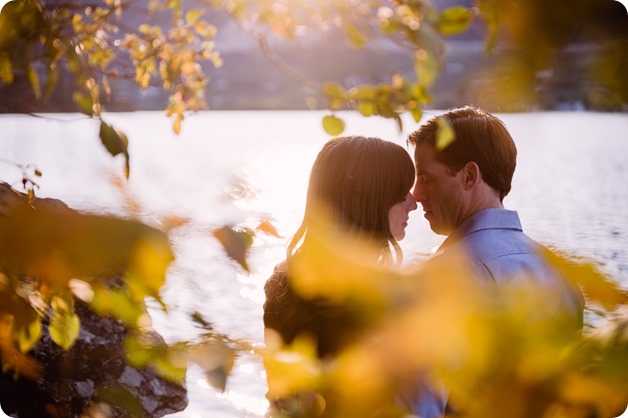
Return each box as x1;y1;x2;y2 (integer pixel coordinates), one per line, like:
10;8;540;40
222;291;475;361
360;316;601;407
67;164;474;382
96;384;144;417
411;107;423;123
99;120;130;160
436;116;455;150
49;296;80;350
323;83;346;100
349;86;375;101
414;49;440;89
16;318;42;353
437;6;474;36
357;101;376;117
72;91;93;115
10;296;42;353
124;334;151;367
43;67;59;100
91;287;145;326
322;115;345;136
324;83;347;110
152;353;187;383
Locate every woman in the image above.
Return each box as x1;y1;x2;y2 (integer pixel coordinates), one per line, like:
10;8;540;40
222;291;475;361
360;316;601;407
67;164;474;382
263;134;416;364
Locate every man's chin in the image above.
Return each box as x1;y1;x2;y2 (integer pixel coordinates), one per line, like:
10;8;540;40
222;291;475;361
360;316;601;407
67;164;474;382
429;222;449;236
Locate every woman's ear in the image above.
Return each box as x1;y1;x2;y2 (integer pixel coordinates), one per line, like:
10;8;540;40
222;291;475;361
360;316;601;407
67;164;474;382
462;161;481;190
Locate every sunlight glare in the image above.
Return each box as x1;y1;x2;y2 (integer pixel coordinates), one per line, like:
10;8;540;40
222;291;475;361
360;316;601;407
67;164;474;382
197;378;211;390
239;363;255;374
240;285;266;304
216;390;269;415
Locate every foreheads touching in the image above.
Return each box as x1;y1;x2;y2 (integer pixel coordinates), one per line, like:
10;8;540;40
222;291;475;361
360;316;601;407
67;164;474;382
407;106;517;201
306;135;415;241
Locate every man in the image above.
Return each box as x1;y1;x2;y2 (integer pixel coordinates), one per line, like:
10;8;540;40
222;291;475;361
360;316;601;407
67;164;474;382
405;106;584;417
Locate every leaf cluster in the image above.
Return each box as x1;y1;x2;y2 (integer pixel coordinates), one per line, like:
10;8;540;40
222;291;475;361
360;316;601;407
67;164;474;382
262;222;628;418
0;202;172;372
0;0;225;172
0;181;286;414
214;0;474;135
0;0;477;152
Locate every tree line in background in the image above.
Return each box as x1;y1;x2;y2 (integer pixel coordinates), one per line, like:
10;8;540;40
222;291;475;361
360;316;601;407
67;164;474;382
1;0;627;150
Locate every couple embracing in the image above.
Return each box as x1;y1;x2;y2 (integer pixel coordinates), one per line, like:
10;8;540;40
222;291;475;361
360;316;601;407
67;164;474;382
263;106;585;418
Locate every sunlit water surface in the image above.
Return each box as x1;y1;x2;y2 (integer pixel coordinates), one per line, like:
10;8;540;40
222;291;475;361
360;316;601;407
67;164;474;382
1;110;627;417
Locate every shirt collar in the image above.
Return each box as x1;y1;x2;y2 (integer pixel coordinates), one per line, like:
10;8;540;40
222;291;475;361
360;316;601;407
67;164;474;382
438;208;523;251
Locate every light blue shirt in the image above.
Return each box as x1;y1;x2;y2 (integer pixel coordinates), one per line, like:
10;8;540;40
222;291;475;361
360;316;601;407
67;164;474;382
406;208;584;417
438;208;583;318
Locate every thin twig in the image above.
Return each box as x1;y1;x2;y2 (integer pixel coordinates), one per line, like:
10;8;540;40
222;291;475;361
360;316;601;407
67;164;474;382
252;31;323;92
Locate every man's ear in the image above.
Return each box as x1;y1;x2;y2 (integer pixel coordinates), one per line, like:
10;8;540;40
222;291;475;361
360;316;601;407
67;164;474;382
462;161;481;190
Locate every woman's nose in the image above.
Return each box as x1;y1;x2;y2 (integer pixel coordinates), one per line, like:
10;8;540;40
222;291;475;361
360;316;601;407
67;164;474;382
406;193;418;211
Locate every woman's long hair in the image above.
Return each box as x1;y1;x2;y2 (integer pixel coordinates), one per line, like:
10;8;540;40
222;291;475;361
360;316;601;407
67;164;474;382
287;136;415;266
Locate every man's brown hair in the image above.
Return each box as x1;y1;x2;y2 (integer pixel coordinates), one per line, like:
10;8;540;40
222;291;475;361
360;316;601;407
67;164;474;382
407;106;517;201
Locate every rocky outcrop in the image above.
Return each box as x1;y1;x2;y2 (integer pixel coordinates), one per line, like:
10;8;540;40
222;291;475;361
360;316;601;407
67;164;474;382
0;183;188;417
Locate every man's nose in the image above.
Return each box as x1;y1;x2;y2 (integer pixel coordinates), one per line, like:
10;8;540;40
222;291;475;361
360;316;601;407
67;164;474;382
412;183;425;203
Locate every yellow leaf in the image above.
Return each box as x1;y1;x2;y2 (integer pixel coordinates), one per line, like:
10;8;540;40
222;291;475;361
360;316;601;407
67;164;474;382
138;23;151;34
173;114;182;134
16;319;42;353
437;6;474;36
263;331;322;398
323;83;346;100
185;9;203;25
128;236;173;300
357;101;376;116
72;91;93;115
411;107;423;123
544;249;628;309
436;116;455;150
256;219;281;238
344;23;366;48
91;286;145;326
414;48;440;89
322;115;345;136
49;296;80;350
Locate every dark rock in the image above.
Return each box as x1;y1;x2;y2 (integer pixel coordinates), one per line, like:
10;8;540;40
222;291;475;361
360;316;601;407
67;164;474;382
0;183;188;417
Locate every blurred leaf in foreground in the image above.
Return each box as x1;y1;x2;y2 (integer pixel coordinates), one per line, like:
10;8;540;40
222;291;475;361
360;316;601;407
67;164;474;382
322;115;345;136
212;225;255;272
49;295;80;350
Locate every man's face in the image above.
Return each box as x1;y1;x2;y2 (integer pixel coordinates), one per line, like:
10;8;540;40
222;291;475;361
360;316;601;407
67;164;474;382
412;142;469;236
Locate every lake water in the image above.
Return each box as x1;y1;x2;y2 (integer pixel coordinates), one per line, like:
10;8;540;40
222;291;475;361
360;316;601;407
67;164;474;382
1;110;627;417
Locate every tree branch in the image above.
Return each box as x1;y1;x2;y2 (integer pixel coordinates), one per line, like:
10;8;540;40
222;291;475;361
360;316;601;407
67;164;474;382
240;24;323;93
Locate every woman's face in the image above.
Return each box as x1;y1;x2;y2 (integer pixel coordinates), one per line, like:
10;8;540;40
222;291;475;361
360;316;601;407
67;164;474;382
388;192;418;240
